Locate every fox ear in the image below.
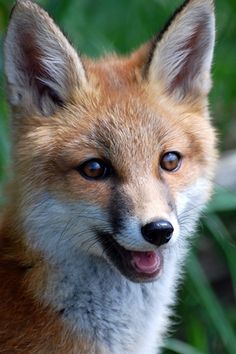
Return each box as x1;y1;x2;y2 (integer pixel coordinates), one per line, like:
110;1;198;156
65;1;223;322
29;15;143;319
146;0;215;101
4;0;87;116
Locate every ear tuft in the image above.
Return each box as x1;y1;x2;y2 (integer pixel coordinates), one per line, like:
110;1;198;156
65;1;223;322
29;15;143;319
147;0;215;101
4;0;87;115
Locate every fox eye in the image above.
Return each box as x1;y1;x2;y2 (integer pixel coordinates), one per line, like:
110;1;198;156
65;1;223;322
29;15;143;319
77;159;111;180
160;152;182;172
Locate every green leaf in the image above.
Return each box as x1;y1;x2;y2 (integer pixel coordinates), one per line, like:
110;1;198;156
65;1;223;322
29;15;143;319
207;188;236;213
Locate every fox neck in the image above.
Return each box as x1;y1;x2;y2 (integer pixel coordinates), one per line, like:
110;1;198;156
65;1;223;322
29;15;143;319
41;249;180;354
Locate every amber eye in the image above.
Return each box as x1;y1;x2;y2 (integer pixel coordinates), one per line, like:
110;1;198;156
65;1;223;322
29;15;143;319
77;159;111;180
160;152;182;172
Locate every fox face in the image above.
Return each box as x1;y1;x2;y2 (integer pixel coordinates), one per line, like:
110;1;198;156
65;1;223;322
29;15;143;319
4;0;217;283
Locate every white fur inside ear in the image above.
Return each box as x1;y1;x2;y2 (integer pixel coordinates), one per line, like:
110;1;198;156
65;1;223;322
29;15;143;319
148;0;215;100
4;0;87;115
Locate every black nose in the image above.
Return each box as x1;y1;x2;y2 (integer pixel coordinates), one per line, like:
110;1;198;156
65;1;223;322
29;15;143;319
141;220;174;247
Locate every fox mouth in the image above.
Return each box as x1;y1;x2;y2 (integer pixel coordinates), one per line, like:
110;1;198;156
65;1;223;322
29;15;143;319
96;232;163;282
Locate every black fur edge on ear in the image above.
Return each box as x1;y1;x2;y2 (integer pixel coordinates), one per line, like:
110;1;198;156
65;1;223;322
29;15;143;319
145;0;215;101
144;0;193;74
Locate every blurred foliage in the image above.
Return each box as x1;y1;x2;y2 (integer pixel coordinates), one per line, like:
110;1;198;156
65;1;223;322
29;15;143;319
0;1;235;353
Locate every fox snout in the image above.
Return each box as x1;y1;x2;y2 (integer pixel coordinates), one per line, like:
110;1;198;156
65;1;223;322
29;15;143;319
95;200;178;281
109;211;178;253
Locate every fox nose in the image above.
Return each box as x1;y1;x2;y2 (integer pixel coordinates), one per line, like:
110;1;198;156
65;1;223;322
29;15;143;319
141;220;174;247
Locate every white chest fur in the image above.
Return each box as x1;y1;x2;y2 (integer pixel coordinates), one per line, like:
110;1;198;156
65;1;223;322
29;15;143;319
43;250;181;354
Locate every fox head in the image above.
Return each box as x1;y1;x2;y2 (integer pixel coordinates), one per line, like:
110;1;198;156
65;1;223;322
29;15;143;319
4;0;217;282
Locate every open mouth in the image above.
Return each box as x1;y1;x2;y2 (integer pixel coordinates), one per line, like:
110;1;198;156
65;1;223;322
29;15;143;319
96;232;163;282
131;250;163;276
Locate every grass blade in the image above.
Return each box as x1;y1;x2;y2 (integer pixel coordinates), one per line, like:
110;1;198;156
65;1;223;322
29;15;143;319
204;213;236;297
187;253;236;354
164;339;205;354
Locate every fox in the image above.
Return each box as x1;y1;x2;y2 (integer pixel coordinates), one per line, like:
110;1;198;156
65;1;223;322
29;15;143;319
0;0;217;353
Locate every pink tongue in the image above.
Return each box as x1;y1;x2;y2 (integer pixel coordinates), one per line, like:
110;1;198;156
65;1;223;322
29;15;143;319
131;250;162;274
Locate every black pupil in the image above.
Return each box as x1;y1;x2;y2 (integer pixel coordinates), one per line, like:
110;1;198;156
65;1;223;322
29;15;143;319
87;161;103;175
162;153;179;171
80;160;108;179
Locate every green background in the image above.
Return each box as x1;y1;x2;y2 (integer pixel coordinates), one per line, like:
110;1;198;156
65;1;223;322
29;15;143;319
0;1;235;353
